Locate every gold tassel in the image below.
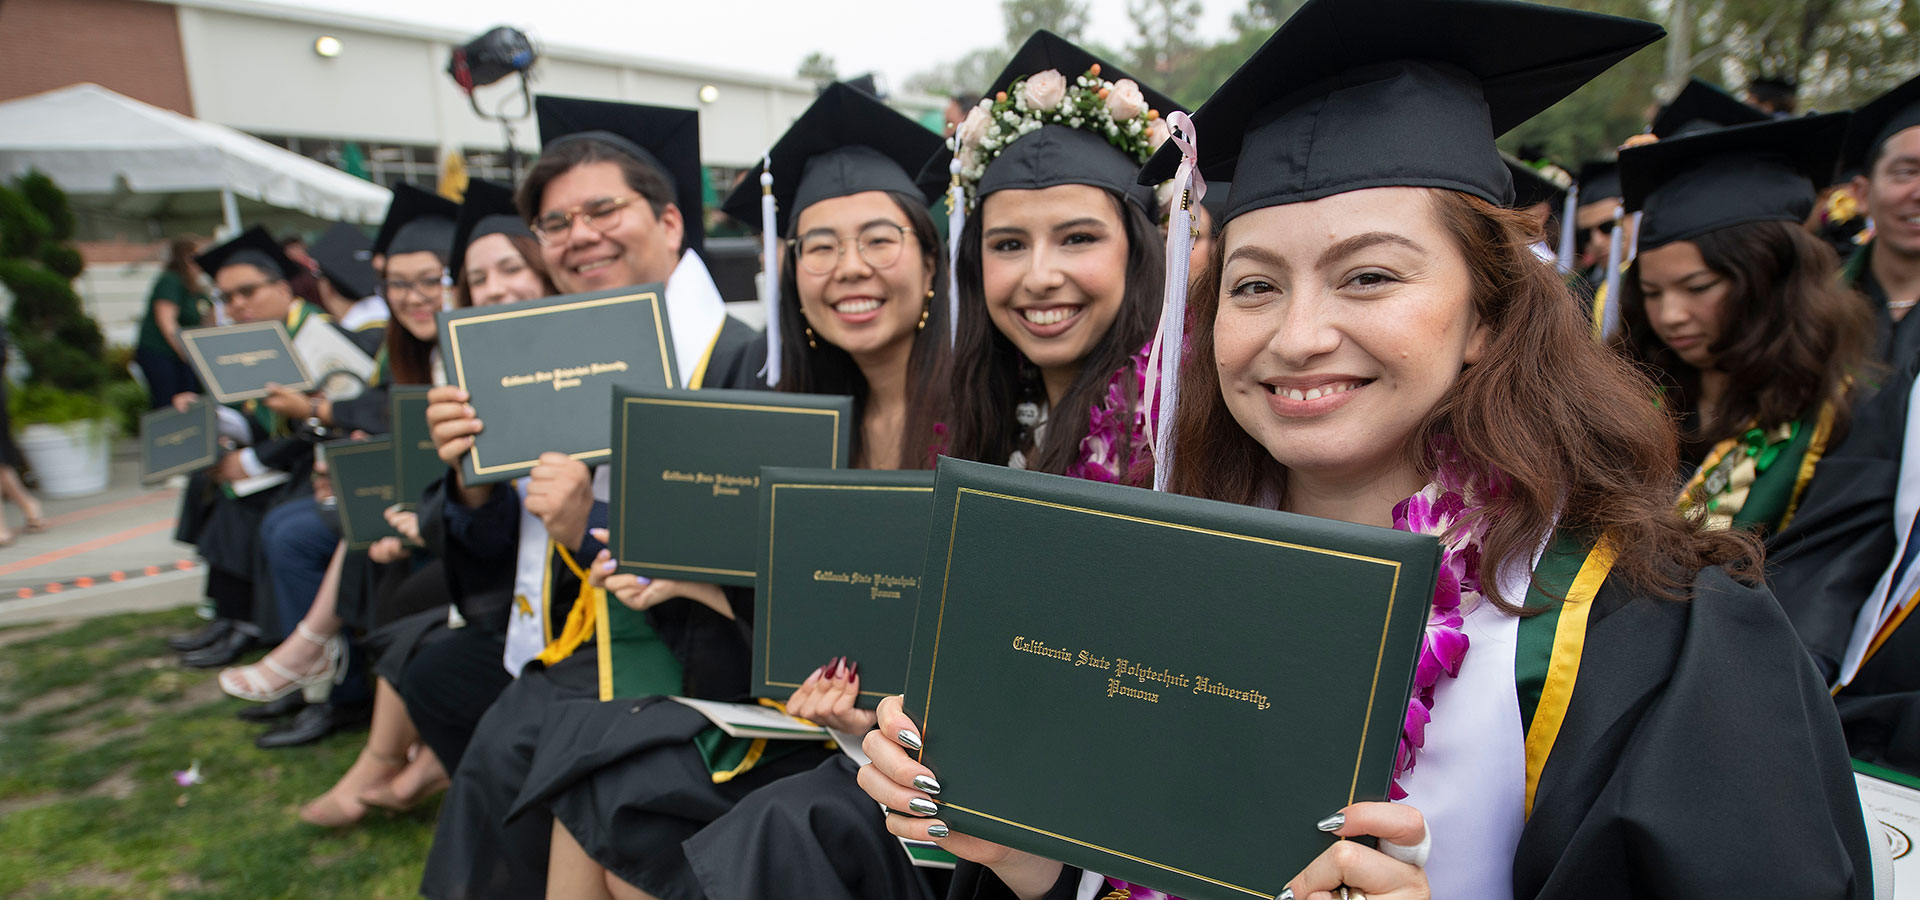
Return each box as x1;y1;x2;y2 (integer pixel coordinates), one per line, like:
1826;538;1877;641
534;541;600;668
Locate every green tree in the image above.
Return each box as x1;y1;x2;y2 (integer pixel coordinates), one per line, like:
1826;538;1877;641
1004;0;1090;43
797;51;839;88
2;171;112;421
1126;0;1206;83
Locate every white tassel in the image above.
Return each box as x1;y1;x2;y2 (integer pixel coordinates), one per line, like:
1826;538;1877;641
1145;112;1203;494
1556;181;1580;274
947;157;965;349
758;158;781;387
1599;204;1628;341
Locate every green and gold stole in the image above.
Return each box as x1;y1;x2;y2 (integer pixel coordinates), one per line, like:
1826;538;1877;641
1514;530;1618;818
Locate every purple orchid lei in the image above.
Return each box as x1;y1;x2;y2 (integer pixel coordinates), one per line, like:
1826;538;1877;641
1103;469;1485;900
1067;343;1155;484
1389;472;1486;800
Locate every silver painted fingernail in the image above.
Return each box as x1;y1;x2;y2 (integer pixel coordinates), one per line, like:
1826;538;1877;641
1275;890;1294;900
912;775;942;795
895;729;922;751
907;797;939;816
1316;812;1345;832
926;823;950;838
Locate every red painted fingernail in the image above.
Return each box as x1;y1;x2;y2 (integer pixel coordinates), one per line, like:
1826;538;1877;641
848;661;860;678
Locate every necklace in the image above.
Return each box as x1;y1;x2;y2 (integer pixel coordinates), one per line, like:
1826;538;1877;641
1388;471;1488;799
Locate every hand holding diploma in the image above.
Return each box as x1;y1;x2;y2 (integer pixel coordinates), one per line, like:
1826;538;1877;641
585;529;734;620
857;695;1062;900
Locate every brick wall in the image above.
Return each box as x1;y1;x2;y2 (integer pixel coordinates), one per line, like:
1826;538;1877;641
0;0;192;114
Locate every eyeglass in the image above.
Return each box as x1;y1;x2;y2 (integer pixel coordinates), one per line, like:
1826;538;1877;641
213;279;281;303
532;195;638;245
790;223;915;276
381;274;451;300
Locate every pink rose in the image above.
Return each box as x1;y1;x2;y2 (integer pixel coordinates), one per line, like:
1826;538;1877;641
1021;69;1067;111
1146;116;1170;151
1105;78;1146;121
955;102;991;149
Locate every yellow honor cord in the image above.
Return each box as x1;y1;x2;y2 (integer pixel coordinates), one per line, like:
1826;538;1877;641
533;541;602;668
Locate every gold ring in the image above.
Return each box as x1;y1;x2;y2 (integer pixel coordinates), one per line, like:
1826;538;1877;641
1338;888;1366;900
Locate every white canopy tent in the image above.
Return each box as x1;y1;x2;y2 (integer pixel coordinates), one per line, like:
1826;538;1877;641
0;83;391;233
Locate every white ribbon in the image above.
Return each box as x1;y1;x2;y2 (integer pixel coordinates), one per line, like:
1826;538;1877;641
1556;181;1580;274
1144;111;1204;494
947;157;965;348
1598;205;1629;341
758;157;782;387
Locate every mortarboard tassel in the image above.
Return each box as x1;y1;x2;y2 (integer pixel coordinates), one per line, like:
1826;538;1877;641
947;158;965;349
1599;204;1628;341
1145;112;1204;494
1556;181;1580;274
758;158;782;387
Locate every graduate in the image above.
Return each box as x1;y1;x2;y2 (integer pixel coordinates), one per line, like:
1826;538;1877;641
1501;152;1570;264
1613;113;1873;537
671;37;1180;900
1570;160;1621;286
858;1;1878;898
298;178;560;827
308;221;389;339
1649;77;1770;140
419;95;765;900
523;79;953;900
1840;73;1920;367
166;226;353;669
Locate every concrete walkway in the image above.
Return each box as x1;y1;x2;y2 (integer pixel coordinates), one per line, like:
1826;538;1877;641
0;442;205;627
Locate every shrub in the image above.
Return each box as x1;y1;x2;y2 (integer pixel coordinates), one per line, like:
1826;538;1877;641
2;171;111;422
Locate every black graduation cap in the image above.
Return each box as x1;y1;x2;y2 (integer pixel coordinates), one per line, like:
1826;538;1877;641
921;30;1181;212
1650;78;1769;139
450;178;532;277
1576;159;1622;204
534;94;706;255
309;222;377;299
1504;153;1570;210
196;225;294;282
1198;180;1233;227
1140;0;1662;225
1621;112;1850;250
718;82;943;236
371;182;458;260
1843;73;1920;176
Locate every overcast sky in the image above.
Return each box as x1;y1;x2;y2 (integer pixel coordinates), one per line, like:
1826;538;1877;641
250;0;1239;90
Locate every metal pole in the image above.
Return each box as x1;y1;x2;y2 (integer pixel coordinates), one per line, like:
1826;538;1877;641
219;186;241;238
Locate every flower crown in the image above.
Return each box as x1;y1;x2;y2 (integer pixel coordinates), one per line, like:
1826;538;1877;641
949;64;1167;207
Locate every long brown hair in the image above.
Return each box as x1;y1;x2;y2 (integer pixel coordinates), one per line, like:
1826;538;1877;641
943;190;1162;474
1616;220;1873;462
165;237;200;284
1169;189;1758;609
772;192;948;469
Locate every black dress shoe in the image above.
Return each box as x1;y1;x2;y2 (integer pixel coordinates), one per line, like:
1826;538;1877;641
167;618;234;652
235;692;307;723
179;627;257;669
255;702;371;750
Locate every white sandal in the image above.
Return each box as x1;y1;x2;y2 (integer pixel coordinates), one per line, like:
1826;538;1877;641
218;623;344;703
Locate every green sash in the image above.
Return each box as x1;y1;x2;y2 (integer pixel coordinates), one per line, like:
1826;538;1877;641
1678;404;1834;536
1514;530;1618;817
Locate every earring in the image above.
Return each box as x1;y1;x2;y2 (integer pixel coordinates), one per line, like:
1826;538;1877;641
917;305;931;332
805;325;817;349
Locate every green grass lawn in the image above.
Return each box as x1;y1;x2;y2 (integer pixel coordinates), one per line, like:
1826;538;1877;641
0;609;438;899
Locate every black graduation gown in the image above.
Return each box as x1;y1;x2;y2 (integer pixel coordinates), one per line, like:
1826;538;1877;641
418;317;766;900
1851;242;1920;369
1771;354;1920;774
950;568;1874;900
682;753;947;900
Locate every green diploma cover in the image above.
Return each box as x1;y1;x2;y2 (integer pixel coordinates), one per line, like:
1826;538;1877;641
140;400;218;483
388;386;439;509
609;387;852;587
437;286;679;485
753;468;935;708
904;459;1438;900
324;437;399;549
180;321;314;403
